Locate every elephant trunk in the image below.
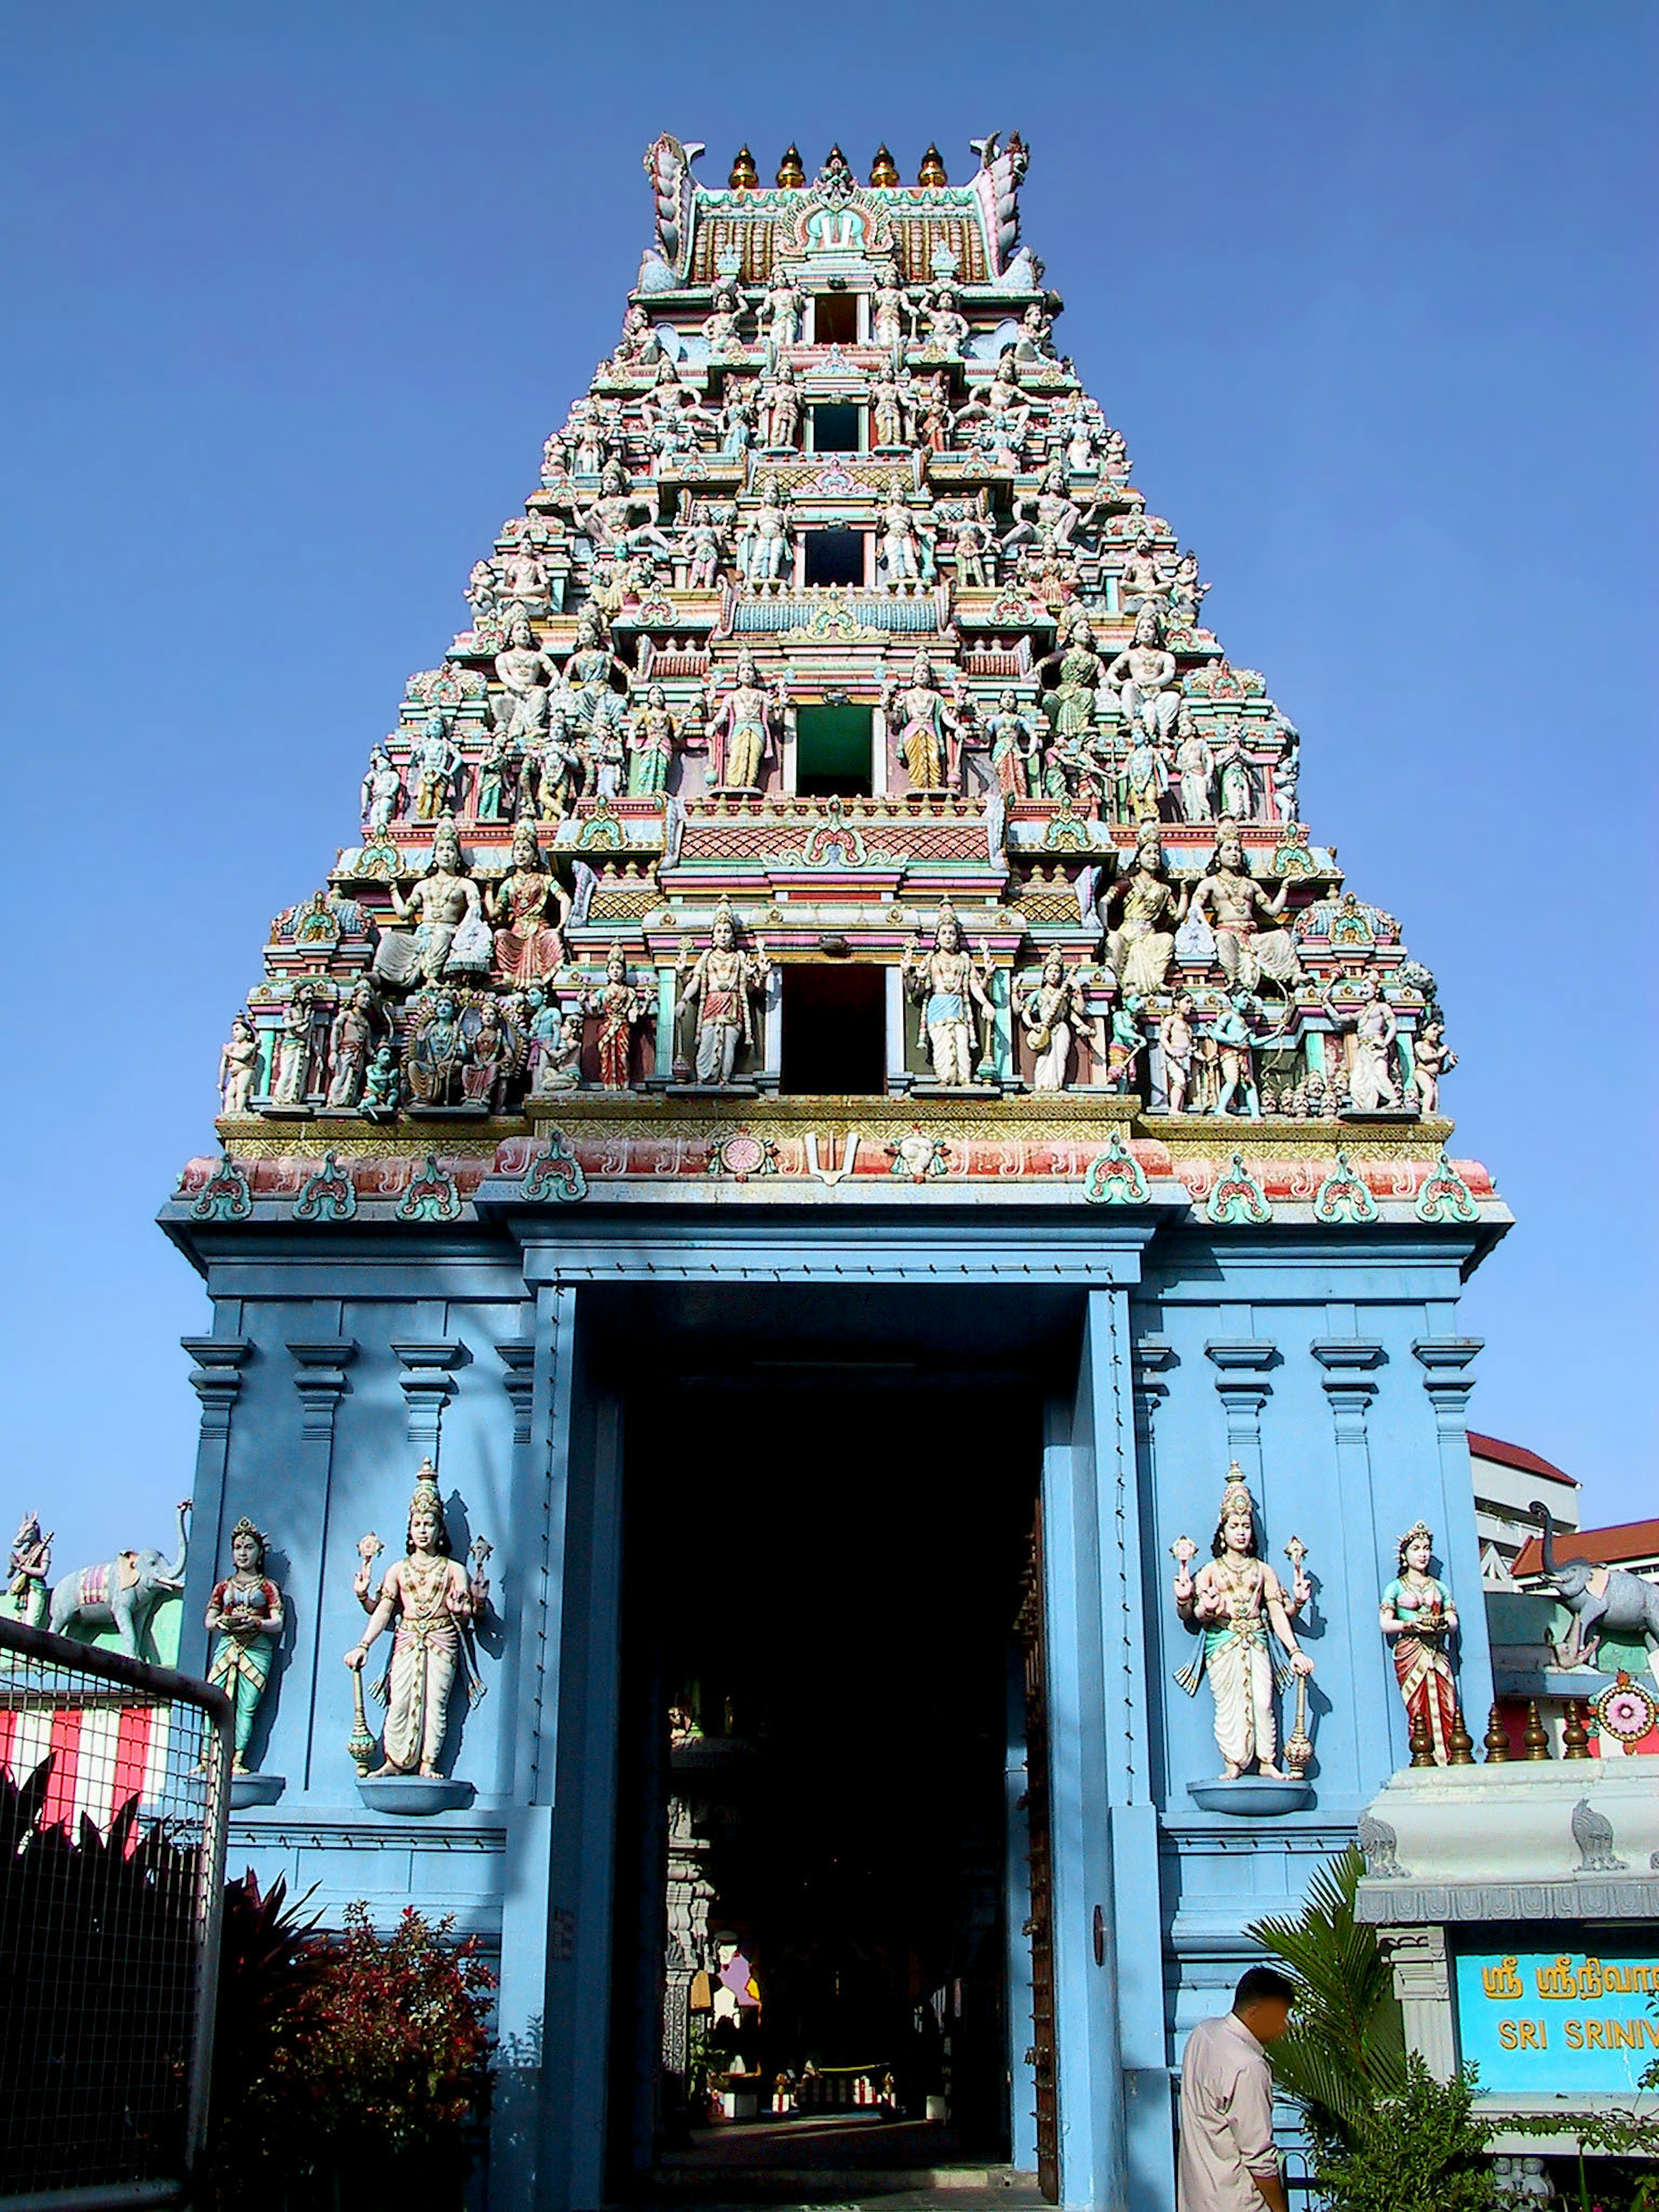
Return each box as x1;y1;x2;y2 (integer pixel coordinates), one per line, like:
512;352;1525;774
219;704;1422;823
1529;1499;1560;1587
161;1503;191;1589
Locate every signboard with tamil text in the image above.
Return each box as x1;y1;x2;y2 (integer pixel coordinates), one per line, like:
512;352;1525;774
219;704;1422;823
1456;1947;1659;2094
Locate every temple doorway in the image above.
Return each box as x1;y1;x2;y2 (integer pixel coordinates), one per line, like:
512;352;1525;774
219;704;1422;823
598;1285;1070;2201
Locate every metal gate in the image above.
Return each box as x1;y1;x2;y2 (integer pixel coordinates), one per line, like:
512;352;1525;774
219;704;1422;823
1016;1508;1058;2203
0;1616;232;2210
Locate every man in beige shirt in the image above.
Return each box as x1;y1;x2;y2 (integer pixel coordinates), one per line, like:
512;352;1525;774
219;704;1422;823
1177;1966;1297;2212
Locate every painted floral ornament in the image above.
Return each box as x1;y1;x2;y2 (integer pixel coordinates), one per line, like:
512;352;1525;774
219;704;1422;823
520;1130;588;1204
396;1152;463;1224
1312;1149;1377;1226
1593;1671;1658;1751
1084;1130;1148;1205
1205;1151;1271;1227
294;1150;358;1223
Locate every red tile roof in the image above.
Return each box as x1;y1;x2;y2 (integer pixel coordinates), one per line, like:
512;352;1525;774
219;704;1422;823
1468;1432;1577;1489
1512;1519;1659;1578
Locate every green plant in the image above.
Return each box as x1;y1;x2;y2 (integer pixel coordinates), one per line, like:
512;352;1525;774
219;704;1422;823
1246;1843;1405;2159
202;1872;322;2193
1318;2055;1504;2212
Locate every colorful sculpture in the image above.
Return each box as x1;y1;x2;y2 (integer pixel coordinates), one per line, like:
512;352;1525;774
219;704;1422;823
677;905;769;1087
205;1517;285;1773
48;1503;191;1659
6;1512;51;1627
345;1464;489;1780
1173;1471;1313;1781
902;905;995;1089
1378;1521;1460;1764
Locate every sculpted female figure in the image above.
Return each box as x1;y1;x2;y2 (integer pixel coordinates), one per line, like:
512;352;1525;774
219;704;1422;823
489;817;570;988
627;682;679;796
375;816;486;990
1038;613;1107;744
206;1518;285;1774
345;1466;487;1780
902;905;995;1089
586;945;651;1090
1173;1471;1313;1780
1379;1522;1460;1764
987;690;1041;798
325;983;379;1110
1325;977;1401;1111
884;651;958;791
1100;824;1186;995
1018;952;1083;1092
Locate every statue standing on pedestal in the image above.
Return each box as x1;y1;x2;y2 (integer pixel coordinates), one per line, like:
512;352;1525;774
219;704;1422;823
1173;1469;1313;1780
345;1465;488;1780
677;904;769;1087
206;1518;285;1774
1379;1522;1460;1764
903;904;995;1088
1017;953;1083;1091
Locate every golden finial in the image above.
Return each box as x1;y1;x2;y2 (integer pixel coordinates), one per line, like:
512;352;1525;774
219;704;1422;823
729;146;758;191
869;145;899;188
918;144;947;187
776;145;805;189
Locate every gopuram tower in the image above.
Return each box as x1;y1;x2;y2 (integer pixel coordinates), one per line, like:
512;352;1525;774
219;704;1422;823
165;138;1509;2212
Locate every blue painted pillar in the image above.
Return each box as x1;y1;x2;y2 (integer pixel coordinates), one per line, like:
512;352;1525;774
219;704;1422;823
284;1336;357;1790
1004;1645;1036;2174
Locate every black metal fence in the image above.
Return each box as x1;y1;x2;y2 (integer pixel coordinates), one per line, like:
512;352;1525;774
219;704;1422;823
0;1616;231;2210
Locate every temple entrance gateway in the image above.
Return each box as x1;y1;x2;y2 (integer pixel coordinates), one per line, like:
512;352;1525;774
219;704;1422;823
596;1285;1069;2199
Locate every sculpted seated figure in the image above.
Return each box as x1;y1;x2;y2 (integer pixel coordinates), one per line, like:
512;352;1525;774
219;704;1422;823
1106;606;1182;744
373;815;491;990
1100;823;1187;996
495;612;557;746
488;817;570;989
1189;833;1302;993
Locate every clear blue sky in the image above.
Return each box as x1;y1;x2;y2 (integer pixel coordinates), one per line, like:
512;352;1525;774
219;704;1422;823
1;3;1652;1571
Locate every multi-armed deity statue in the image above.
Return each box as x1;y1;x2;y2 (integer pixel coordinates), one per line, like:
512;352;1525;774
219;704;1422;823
1172;1471;1314;1786
201;132;1455;1120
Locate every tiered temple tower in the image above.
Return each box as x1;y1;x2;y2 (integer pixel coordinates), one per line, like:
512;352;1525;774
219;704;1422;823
163;137;1510;2212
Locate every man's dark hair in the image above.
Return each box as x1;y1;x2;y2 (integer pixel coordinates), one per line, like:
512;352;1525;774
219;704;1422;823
1233;1966;1297;2012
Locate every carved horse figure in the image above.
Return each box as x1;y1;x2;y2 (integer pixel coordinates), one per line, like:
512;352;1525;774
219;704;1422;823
49;1502;191;1659
1530;1500;1659;1674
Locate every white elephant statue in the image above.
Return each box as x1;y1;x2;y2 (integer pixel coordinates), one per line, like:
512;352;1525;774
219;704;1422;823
48;1502;191;1659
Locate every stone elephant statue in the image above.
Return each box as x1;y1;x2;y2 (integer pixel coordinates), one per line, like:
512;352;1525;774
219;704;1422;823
48;1502;191;1659
1530;1499;1659;1673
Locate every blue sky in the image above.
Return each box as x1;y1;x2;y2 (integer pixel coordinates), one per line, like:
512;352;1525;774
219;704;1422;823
1;3;1652;1569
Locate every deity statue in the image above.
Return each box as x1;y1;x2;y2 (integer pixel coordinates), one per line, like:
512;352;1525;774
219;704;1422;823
1038;613;1108;745
1119;725;1170;822
270;988;318;1107
912;370;953;452
987;690;1042;797
919;282;969;359
1408;1017;1456;1114
706;653;783;791
1211;991;1264;1119
1379;1521;1461;1765
361;743;403;832
361;1041;401;1119
871;262;909;351
718;384;757;454
761;272;805;350
677;904;770;1086
878;483;922;583
1174;718;1214;824
869;366;906;450
586;945;652;1090
737;477;793;585
942;505;995;589
489;817;570;988
495;610;557;745
404;992;470;1108
644;379;707;473
684;502;726;591
757;360;802;450
1105;994;1146;1093
1212;725;1256;823
902;905;995;1088
1002;464;1087;559
1105;606;1181;744
1118;532;1165;613
411;711;464;821
702;282;748;360
531;709;585;822
464;558;499;626
498;540;549;617
1325;978;1401;1111
1011;300;1056;362
374;815;489;990
1100;824;1186;995
461;998;520;1112
476;729;519;823
205;1518;285;1774
219;1013;259;1116
1189;835;1301;992
6;1512;52;1627
628;682;679;796
345;1465;488;1780
529;1002;585;1096
1017;953;1084;1091
1158;992;1198;1115
1170;548;1210;623
610;302;664;372
1173;1469;1313;1781
324;982;380;1110
563;610;628;735
884;652;958;791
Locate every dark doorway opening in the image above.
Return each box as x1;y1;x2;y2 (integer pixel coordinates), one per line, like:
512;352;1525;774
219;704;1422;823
812;291;859;346
810;403;864;454
779;963;885;1094
601;1283;1070;2202
795;705;874;798
803;529;868;587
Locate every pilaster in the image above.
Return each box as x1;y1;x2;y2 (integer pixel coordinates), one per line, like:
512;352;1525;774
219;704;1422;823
391;1338;466;1456
1378;1924;1456;2081
1413;1337;1494;1726
1311;1338;1387;1775
497;1338;537;1449
286;1337;357;1792
178;1335;253;1672
1204;1338;1276;1483
286;1338;357;1442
